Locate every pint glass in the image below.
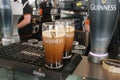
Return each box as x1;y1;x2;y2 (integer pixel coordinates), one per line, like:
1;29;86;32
55;19;75;59
88;0;119;63
42;22;65;69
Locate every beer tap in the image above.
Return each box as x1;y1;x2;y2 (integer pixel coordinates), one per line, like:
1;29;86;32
0;0;13;46
88;0;119;63
0;0;23;46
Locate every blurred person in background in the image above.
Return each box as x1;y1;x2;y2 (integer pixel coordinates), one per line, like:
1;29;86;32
17;0;33;41
39;0;52;22
38;0;58;41
84;17;90;32
84;16;90;56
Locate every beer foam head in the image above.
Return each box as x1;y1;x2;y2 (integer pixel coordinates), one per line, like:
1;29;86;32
42;30;65;38
65;26;75;32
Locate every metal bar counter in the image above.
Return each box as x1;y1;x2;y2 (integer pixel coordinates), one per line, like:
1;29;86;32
0;42;119;80
73;56;120;80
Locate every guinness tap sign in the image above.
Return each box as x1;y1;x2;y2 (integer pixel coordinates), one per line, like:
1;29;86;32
88;0;119;63
90;0;117;11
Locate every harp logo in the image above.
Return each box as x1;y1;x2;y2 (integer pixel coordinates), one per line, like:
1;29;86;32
101;0;107;4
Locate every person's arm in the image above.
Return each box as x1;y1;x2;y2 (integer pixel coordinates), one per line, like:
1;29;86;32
85;24;90;32
17;14;31;29
84;18;90;32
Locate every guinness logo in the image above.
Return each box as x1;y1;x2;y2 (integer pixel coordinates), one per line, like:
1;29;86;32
101;0;107;4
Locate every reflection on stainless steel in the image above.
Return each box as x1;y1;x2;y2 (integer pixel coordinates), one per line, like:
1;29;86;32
74;45;86;55
72;50;82;55
21;51;41;57
11;1;23;43
73;56;120;80
23;39;44;50
72;41;79;52
72;41;79;46
38;41;43;45
74;45;85;50
61;10;88;16
22;42;33;46
28;39;38;44
51;8;60;21
38;41;44;49
21;41;45;58
28;0;40;15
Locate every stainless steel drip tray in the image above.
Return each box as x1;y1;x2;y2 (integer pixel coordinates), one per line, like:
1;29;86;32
0;43;82;80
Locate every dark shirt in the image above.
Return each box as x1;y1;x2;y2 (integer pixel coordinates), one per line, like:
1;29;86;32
18;3;33;41
40;1;52;22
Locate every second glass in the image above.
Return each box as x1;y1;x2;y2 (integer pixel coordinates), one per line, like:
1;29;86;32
55;19;75;59
42;22;66;69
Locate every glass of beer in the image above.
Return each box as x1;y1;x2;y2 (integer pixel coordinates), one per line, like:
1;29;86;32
64;19;75;59
56;19;75;59
42;22;66;69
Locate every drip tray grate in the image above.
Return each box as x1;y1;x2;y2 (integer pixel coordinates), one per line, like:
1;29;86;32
0;43;45;67
0;42;82;80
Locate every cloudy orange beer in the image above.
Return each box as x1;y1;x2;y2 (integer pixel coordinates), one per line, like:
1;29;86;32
63;19;75;59
64;26;75;58
42;22;65;69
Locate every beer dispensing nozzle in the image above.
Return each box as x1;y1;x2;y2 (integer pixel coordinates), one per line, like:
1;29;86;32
0;0;13;46
0;1;23;46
